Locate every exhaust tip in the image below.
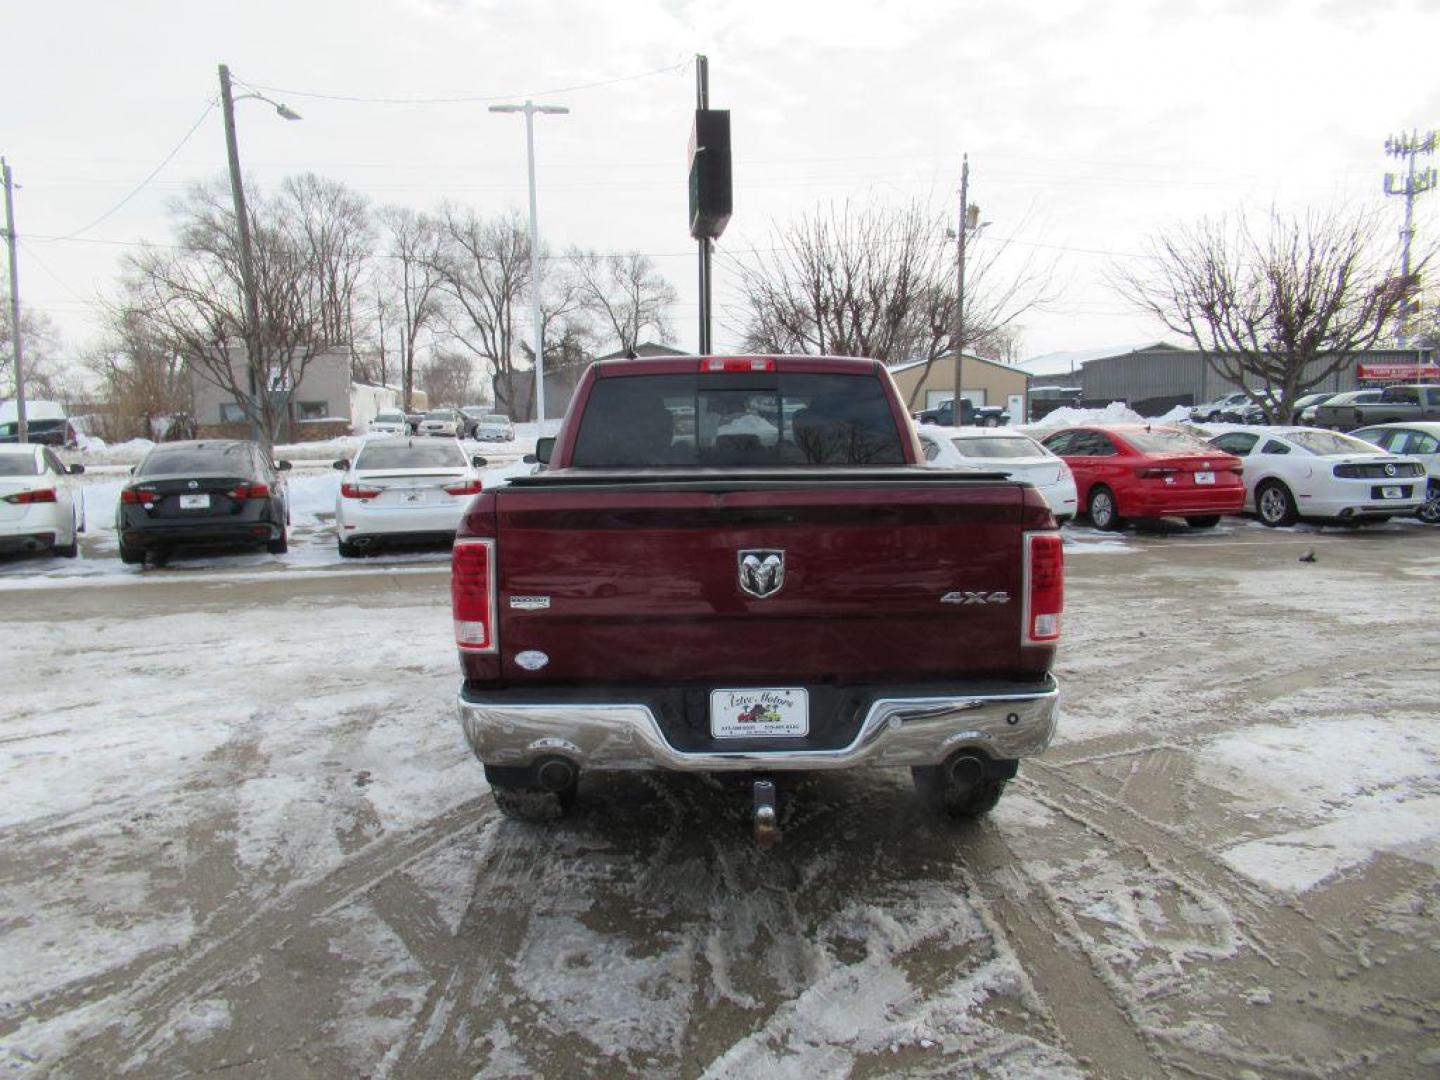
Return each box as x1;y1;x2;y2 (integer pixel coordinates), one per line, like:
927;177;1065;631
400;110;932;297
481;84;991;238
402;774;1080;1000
535;757;577;793
946;753;985;788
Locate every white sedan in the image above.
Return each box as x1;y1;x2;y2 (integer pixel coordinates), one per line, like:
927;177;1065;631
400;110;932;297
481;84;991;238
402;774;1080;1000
916;424;1079;523
0;443;85;557
1351;422;1440;525
333;438;485;556
367;409;410;436
1206;426;1426;526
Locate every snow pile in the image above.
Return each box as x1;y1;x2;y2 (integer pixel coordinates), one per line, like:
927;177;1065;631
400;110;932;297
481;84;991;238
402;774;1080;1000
1020;401;1194;431
1021;402;1147;430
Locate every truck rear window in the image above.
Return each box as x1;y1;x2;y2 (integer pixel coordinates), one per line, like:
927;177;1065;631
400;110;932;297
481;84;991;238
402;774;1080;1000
571;372;906;467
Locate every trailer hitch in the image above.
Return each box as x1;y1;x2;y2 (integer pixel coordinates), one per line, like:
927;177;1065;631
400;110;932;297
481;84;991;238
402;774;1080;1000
753;778;779;848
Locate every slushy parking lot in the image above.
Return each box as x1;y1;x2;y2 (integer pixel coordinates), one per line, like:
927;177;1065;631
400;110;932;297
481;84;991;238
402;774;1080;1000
2;521;1436;1077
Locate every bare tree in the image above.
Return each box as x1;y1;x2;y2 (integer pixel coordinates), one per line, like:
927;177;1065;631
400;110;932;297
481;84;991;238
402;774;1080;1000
1112;206;1430;421
281;174;372;351
432;207;532;420
730;199;1051;406
1;298;65;400
371;205;446;409
568;250;678;354
122;179;325;444
89;300;192;440
418;347;477;408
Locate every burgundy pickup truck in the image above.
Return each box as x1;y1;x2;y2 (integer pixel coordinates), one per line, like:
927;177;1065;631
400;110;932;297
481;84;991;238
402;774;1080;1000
451;355;1062;841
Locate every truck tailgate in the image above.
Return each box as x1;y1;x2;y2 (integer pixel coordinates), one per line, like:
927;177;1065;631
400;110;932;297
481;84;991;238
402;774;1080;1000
489;472;1030;685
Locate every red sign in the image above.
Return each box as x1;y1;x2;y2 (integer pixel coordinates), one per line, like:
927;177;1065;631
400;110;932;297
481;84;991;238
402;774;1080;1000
1356;363;1440;381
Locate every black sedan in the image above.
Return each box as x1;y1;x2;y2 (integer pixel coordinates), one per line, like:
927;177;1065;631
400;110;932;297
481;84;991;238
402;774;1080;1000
116;440;291;565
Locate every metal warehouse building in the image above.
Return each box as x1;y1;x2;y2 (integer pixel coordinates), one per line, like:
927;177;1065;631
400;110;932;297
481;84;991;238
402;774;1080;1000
1021;343;1436;415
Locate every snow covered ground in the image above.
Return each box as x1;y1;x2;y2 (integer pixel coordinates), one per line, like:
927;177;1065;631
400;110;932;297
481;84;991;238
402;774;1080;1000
1;524;1436;1076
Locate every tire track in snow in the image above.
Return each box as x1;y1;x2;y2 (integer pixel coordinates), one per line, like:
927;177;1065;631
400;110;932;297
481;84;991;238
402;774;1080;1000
51;796;492;1073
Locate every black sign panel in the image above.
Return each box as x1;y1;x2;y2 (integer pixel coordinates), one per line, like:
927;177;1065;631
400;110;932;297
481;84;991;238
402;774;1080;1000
688;109;732;240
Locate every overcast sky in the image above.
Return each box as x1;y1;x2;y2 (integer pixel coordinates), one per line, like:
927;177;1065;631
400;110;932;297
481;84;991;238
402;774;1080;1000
3;0;1437;367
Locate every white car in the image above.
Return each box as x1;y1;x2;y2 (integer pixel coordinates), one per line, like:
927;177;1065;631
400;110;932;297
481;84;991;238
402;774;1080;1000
1350;421;1440;525
0;443;85;557
368;409;410;436
1206;426;1426;526
417;409;464;438
333;438;485;556
916;424;1078;523
473;413;515;441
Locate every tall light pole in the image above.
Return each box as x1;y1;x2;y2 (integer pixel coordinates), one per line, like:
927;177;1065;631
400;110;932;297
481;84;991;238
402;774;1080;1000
490;100;568;426
2;158;27;443
218;63;301;445
950;155;976;423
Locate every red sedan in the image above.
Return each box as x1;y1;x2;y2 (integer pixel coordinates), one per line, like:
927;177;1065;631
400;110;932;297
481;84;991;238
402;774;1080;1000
1039;425;1245;530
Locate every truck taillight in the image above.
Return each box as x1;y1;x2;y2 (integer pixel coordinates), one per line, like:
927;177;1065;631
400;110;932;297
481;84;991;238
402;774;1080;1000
700;357;776;373
1023;532;1064;645
452;538;497;653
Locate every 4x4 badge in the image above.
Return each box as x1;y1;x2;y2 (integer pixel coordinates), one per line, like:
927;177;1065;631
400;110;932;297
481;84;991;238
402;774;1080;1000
738;550;785;598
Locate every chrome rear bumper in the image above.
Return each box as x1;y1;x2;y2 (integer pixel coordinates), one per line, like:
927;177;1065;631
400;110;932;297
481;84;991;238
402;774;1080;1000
458;678;1058;772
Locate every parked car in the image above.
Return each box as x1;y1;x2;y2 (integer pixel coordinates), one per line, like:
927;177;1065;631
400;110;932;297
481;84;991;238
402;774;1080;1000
1312;389;1383;430
913;398;1009;427
1350;421;1440;524
1189;391;1251;423
452;355;1062;834
116;440;291;565
0;443;85;557
917;424;1078;523
1039;424;1245;530
473;413;515;441
1342;384;1440;430
333;438;486;556
367;409;410;436
1227;389;1283;424
1206;426;1426;526
1294;391;1340;425
418;408;465;438
0;399;78;448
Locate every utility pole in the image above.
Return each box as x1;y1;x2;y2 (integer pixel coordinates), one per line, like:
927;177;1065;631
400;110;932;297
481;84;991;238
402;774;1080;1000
950;155;971;424
696;55;712;355
219;64;265;444
1383;129;1437;352
2;159;26;443
490;100;569;425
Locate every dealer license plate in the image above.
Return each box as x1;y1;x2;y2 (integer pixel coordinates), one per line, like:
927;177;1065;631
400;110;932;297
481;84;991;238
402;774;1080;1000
1194;470;1215;485
179;493;210;509
1381;485;1404;499
710;688;809;739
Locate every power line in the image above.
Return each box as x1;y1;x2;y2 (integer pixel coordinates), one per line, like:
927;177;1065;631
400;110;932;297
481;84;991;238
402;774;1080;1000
56;101;217;240
247;60;689;106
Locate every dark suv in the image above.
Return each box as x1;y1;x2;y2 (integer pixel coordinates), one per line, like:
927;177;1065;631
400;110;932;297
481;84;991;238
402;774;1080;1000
116;440;291;565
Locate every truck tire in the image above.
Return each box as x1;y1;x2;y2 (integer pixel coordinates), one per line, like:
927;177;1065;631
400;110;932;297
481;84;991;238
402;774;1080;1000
912;765;1007;819
485;763;577;821
1087;485;1122;531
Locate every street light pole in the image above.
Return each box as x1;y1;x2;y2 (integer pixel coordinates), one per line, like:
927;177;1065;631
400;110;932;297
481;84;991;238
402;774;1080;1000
951;155;970;425
2;158;28;444
218;63;301;446
490;100;568;427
